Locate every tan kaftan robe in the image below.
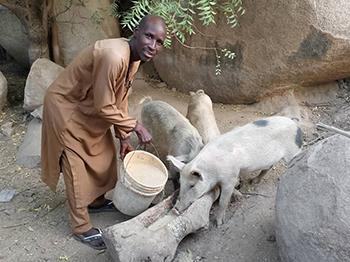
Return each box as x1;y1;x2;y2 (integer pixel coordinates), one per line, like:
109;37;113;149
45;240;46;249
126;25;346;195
41;38;139;209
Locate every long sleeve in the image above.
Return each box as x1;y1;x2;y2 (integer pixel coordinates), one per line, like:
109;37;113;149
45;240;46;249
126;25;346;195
92;49;137;139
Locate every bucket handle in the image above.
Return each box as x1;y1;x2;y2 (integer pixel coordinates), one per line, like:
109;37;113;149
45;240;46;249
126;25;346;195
124;142;160;170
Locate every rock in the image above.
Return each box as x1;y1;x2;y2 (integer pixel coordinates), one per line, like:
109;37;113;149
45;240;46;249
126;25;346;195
156;82;167;89
52;0;120;66
23;58;64;111
0;71;7;110
16;118;42;168
0;122;13;137
173;250;194;262
276;135;350;262
154;0;350;104
0;6;30;67
0;189;16;202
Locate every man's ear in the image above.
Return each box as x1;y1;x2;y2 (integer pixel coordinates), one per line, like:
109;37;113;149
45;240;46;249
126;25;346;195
166;155;186;172
133;27;140;38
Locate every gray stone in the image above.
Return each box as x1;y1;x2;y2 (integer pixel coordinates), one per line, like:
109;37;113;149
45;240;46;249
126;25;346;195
156;82;167;89
173;250;194;262
0;7;30;67
16;118;42;168
154;0;350;104
0;121;13;137
0;189;16;202
276;135;350;262
23;58;64;111
0;71;7;110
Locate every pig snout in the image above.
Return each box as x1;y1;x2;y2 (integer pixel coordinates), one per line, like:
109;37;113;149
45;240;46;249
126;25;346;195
174;199;184;212
174;198;191;213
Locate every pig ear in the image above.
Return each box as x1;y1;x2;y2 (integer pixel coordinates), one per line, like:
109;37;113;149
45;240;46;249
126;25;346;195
189;91;195;96
166;155;186;172
196;89;205;94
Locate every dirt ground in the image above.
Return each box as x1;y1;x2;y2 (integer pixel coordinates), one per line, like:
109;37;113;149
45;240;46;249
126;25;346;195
0;62;349;262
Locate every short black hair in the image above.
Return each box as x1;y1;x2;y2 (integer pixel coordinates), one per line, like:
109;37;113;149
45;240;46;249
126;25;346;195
138;15;166;31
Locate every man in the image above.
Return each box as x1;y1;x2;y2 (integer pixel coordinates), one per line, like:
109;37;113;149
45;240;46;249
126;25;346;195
41;15;167;250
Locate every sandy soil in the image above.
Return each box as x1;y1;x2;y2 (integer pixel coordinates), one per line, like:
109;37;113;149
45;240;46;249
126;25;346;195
0;63;349;262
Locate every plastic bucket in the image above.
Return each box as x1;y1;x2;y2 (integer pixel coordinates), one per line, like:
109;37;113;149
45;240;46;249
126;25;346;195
113;150;168;216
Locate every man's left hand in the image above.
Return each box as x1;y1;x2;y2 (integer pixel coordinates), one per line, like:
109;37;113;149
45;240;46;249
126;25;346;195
133;122;152;145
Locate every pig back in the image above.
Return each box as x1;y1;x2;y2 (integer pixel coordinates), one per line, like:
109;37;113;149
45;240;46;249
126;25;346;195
141;100;203;162
200;116;301;169
187;92;220;144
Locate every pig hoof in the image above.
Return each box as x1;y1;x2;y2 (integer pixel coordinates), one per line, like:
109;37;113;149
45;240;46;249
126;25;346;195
249;177;261;185
172;207;181;216
233;189;243;201
214;216;225;227
214;220;224;227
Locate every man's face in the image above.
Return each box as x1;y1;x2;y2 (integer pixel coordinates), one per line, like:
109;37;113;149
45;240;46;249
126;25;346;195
134;21;166;62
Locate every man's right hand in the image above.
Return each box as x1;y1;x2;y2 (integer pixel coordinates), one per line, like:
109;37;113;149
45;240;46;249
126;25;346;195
119;138;134;160
133;122;152;145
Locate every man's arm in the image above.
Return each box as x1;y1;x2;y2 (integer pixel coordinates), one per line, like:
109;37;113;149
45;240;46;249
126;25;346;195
92;49;137;139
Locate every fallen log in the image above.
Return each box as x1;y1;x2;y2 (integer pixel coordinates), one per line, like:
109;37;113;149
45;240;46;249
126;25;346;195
103;188;220;262
316;122;350;138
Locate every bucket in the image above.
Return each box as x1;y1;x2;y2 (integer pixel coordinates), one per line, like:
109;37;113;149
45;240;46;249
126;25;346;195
113;150;168;216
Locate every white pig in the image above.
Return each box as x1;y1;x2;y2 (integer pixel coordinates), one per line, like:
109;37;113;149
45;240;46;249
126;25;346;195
186;90;220;144
167;116;303;225
141;98;204;176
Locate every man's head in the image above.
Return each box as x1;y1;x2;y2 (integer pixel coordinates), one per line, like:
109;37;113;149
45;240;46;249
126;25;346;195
130;15;167;62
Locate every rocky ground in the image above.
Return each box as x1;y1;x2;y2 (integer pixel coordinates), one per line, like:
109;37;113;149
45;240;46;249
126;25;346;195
0;61;349;262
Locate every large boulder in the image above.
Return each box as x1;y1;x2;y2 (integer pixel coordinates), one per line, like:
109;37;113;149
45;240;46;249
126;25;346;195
276;135;350;262
0;71;7;110
52;0;120;66
154;0;350;104
0;6;30;67
23;58;64;111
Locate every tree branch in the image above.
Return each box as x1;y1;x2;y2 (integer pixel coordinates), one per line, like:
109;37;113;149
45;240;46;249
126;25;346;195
174;35;216;51
316;123;350;139
0;1;27;13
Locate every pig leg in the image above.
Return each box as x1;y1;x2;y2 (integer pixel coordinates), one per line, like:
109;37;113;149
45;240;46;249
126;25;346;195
215;176;242;226
215;182;236;226
232;188;243;200
249;166;272;184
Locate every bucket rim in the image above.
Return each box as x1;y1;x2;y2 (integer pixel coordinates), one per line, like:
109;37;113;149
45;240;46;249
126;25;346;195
123;150;168;188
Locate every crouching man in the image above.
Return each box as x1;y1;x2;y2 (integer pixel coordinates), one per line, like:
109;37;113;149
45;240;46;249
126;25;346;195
41;15;166;250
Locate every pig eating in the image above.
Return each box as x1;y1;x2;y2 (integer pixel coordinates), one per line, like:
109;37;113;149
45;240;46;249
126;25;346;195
141;98;204;181
168;116;303;226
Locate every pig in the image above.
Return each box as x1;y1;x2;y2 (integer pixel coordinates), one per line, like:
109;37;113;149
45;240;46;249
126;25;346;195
140;98;204;179
167;116;303;225
186;90;220;144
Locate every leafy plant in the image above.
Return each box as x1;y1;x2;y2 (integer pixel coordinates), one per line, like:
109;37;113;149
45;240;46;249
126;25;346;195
111;0;245;75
